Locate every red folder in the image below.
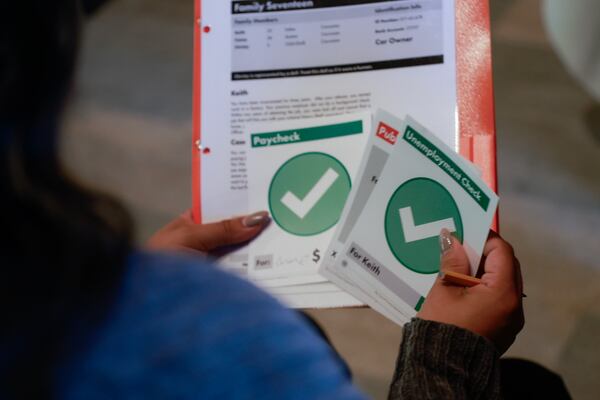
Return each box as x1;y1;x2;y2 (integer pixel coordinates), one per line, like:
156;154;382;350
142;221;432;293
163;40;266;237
192;0;498;227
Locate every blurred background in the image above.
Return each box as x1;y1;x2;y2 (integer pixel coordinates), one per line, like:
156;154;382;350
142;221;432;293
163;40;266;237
62;0;600;398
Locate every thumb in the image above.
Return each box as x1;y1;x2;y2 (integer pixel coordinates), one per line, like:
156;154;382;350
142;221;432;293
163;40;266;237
439;228;470;275
190;211;270;252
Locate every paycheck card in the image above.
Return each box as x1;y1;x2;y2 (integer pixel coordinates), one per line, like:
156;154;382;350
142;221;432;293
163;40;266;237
328;110;499;323
246;112;370;286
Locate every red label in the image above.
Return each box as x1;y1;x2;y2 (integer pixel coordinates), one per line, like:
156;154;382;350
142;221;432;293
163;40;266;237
376;122;399;145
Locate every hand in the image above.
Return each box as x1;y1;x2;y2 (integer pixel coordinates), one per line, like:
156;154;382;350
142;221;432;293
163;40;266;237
147;210;270;256
418;230;525;354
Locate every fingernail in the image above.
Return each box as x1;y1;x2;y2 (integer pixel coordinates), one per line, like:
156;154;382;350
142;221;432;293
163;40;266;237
243;211;270;227
439;228;453;255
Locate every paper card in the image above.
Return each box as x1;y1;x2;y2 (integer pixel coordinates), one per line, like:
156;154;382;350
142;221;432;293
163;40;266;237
246;112;370;284
272;285;364;310
268;282;403;324
330;110;499;323
268;282;362;309
320;111;402;279
318;110;410;322
255;274;327;289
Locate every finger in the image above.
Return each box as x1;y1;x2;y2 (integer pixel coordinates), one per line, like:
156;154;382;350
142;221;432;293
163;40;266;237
180;209;194;220
514;256;524;296
476;230;500;276
482;230;504;256
480;234;519;289
189;211;270;251
439;228;470;275
486;229;500;240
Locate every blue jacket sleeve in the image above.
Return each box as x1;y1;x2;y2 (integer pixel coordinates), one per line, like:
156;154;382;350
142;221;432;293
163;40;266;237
58;251;366;400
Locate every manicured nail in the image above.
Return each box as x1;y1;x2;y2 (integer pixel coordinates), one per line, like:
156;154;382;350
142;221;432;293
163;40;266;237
439;228;453;255
243;211;270;227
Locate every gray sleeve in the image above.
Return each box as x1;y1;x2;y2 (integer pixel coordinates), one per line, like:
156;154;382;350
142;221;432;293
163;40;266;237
388;318;501;400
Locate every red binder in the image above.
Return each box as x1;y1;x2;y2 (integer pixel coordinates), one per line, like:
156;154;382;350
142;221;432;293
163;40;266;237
192;0;498;227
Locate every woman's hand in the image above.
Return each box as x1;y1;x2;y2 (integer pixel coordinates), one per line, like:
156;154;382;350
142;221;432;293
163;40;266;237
147;210;270;256
418;230;525;354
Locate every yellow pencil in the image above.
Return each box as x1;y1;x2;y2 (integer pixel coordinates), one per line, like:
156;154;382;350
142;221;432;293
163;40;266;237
440;270;527;297
440;270;481;287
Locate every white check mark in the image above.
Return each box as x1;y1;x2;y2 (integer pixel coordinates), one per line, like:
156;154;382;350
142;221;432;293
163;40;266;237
399;207;456;243
281;168;339;219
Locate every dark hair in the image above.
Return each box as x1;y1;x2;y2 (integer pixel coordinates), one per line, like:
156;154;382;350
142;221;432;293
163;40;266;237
0;2;132;398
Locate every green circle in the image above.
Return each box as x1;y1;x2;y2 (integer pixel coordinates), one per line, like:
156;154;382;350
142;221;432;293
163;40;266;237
384;177;463;274
269;152;351;236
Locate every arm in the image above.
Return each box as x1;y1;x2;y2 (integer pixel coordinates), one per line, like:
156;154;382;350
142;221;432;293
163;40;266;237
146;214;366;399
389;318;500;399
389;231;524;400
147;209;270;255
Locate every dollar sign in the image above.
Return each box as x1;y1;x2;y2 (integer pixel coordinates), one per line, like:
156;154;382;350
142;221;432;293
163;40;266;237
312;249;321;263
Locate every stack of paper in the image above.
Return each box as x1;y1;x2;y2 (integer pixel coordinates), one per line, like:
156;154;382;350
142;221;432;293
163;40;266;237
320;109;498;324
230;109;497;324
244;112;371;308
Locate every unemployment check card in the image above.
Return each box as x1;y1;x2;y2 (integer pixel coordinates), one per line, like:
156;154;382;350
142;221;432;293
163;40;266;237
333;111;499;322
247;112;370;285
320;109;481;323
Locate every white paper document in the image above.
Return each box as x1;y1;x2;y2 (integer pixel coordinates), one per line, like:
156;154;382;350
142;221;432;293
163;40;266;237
196;0;466;308
200;0;457;249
